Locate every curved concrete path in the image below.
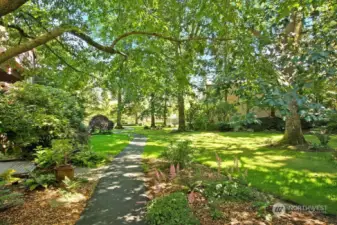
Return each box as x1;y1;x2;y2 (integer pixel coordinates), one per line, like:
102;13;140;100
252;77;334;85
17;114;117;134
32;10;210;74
77;135;147;225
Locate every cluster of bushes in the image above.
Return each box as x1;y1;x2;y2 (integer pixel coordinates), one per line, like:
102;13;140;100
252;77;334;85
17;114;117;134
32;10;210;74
88;115;114;134
204;180;271;202
0;83;112;214
190;116;333;133
0;139;103;212
246;116;284;132
0;82;86;156
161;140;195;168
0;165;89;212
148;139;276;223
0;83;110;165
34;139;105;169
146;192;200;225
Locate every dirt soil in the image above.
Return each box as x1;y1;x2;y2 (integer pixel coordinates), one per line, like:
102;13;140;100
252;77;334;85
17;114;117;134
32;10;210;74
143;158;337;225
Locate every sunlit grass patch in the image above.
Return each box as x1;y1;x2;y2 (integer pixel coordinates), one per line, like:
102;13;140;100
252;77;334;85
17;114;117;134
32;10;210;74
90;134;130;158
132;127;337;214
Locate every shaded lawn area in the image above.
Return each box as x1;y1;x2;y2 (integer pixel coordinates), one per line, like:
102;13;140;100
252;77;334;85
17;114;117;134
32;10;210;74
90;133;130;158
130;127;337;214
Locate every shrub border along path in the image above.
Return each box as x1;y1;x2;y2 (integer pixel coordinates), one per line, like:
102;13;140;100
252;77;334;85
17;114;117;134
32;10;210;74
77;135;147;225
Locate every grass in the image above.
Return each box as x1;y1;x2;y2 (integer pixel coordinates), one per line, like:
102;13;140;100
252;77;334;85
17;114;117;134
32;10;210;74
90;133;130;158
128;127;337;214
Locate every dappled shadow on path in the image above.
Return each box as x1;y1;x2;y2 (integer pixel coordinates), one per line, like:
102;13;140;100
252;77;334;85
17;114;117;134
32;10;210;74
76;135;148;225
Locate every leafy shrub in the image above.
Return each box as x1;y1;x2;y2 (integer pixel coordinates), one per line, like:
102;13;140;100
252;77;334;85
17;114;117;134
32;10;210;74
301;119;315;130
190;115;208;131
24;173;56;191
0;82;84;152
209;206;224;220
229;113;260;131
34;146;56;168
62;176;80;192
146;192;200;225
216;122;232;132
327;112;337;133
0;169;19;184
0;188;24;211
51;139;73;165
162;140;194;168
88;115;114;134
75;123;89;144
252;201;272;220
247;117;284;131
34;139;73;168
204;180;271;202
312;128;330;148
144;125;150;130
71;146;106;168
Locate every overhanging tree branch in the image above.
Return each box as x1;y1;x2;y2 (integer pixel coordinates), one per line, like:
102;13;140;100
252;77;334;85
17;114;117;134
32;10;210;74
0;26;121;64
4;24;33;38
110;31;233;48
0;25;233;64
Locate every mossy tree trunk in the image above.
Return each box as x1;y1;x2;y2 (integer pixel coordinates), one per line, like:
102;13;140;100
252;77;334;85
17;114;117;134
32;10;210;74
282;100;306;145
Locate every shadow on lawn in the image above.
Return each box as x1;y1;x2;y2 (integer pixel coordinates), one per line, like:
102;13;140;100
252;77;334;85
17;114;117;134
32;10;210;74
142;130;337;214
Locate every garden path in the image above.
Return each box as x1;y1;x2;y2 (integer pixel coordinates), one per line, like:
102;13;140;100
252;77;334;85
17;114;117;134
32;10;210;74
76;134;147;225
0;161;35;175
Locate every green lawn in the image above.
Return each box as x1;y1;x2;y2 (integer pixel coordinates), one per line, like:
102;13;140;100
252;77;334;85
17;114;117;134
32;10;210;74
130;127;337;214
90;133;130;157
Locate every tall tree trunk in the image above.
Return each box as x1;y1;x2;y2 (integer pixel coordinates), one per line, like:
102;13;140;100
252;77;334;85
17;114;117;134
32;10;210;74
281;12;306;145
270;107;276;117
116;87;123;129
163;97;167;127
135;112;138;125
177;92;186;131
150;93;156;128
282;100;306;145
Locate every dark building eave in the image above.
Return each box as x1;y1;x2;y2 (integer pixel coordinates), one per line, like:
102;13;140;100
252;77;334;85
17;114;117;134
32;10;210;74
0;69;22;83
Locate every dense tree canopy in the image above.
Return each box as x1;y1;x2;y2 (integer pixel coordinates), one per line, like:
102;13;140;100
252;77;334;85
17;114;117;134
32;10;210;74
0;0;336;143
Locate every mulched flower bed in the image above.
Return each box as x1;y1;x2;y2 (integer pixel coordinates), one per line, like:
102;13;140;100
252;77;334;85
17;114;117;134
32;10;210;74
143;158;337;225
0;179;97;225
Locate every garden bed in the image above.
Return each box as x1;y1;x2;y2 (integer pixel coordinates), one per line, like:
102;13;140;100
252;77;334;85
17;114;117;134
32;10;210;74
0;167;104;225
143;158;337;225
